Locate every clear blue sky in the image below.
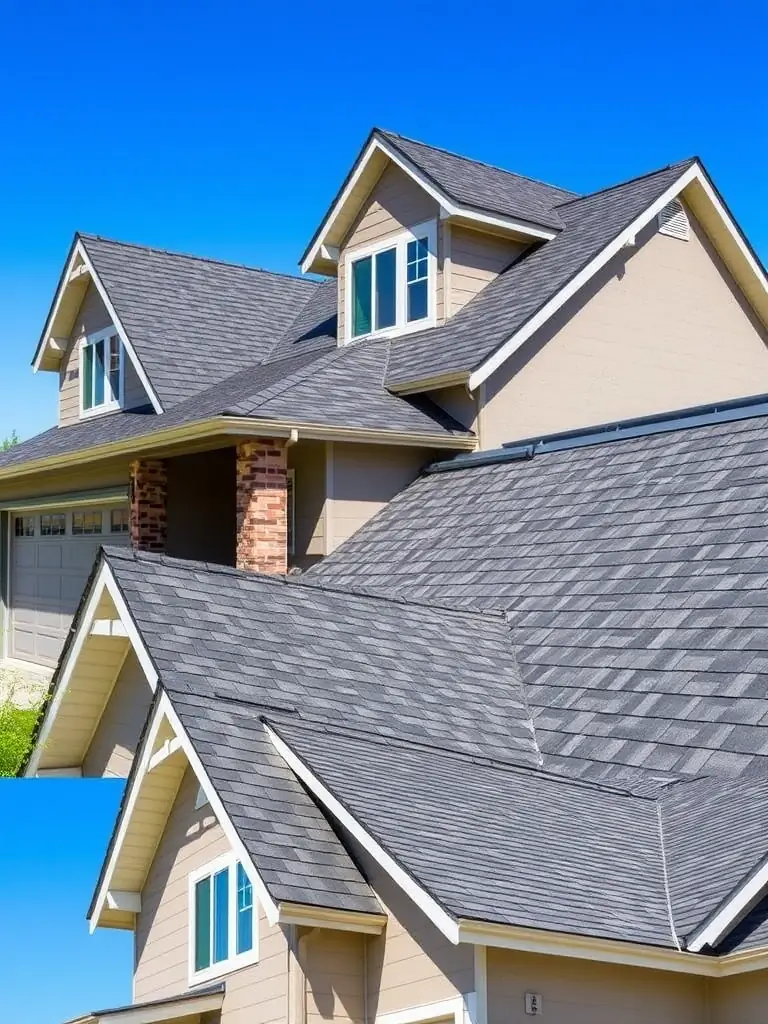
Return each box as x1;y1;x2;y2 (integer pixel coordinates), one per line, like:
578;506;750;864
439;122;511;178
0;1;766;1019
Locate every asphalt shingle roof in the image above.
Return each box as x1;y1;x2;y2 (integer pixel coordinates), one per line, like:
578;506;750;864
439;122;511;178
312;406;768;782
385;159;696;388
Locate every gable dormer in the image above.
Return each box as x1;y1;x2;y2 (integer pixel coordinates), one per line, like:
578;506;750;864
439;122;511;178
33;236;160;427
301;130;567;346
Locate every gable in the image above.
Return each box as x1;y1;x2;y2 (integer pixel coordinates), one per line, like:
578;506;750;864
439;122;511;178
481;202;768;446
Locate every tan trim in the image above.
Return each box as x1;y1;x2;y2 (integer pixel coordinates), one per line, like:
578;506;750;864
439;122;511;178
278;902;387;934
0;416;475;487
0;486;128;512
64;986;225;1024
457;919;768;978
389;372;470;395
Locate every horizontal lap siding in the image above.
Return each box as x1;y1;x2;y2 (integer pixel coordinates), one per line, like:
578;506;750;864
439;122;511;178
487;948;706;1024
483;205;768;447
82;649;152;777
304;929;365;1024
288;441;326;565
449;227;525;317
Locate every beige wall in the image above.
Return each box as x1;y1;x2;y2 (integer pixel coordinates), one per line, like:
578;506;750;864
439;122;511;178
430;385;478;433
59;282;147;426
327;442;432;549
82;649;152;777
303;927;365;1024
288;440;327;567
135;766;289;1024
488;947;707;1024
482;206;768;448
710;971;768;1024
449;226;525;317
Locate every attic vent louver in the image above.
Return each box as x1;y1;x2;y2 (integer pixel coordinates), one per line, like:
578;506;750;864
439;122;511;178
658;198;690;240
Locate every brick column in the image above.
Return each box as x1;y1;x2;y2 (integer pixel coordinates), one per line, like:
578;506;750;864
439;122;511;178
236;439;288;574
129;458;168;552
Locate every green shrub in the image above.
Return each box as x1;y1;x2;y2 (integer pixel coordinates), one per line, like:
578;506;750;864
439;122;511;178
0;674;44;777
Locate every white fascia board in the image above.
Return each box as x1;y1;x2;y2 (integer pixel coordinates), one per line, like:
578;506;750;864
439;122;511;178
301;137;555;273
89;691;280;932
101;563;159;690
688;857;768;952
106;890;142;912
693;170;768;297
265;724;461;944
79;989;225;1024
375;998;465;1024
33;240;85;372
90;619;129;637
467;163;702;392
75;244;164;414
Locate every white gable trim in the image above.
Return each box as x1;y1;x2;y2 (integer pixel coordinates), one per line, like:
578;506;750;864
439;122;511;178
301;135;555;273
468;162;768;391
265;723;461;944
34;239;163;415
24;559;159;777
90;691;281;932
687;857;768;952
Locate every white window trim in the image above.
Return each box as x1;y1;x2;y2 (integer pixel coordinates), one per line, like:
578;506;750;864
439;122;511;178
343;219;437;344
79;325;124;419
187;851;259;987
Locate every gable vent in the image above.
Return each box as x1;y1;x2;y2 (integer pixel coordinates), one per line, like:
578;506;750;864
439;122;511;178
658;198;690;240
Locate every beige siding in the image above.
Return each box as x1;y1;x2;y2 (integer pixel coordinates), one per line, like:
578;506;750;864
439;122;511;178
339;163;441;339
59;282;148;427
82;649;153;777
303;928;365;1024
135;767;288;1024
288;440;327;567
449;226;525;316
430;385;478;433
711;970;768;1023
328;442;432;550
487;948;707;1024
482;207;768;448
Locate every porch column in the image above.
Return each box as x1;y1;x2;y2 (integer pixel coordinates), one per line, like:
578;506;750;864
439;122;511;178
236;439;288;574
129;458;168;552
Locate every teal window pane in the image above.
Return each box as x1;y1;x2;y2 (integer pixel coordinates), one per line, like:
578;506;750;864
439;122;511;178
236;863;254;954
83;344;94;410
93;340;105;406
408;279;428;322
213;868;229;963
352;256;372;336
374;248;396;330
108;336;121;402
194;877;211;972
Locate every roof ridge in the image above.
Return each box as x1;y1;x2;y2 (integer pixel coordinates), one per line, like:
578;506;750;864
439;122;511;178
378;128;580;200
78;232;317;287
104;546;506;623
267;714;657;800
555;157;698;209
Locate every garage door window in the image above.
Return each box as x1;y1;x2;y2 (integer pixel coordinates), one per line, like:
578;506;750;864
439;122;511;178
40;513;66;536
110;508;130;533
14;516;35;537
72;510;103;535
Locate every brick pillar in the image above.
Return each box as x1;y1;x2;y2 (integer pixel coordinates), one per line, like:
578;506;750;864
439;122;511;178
236;439;288;574
129;458;168;552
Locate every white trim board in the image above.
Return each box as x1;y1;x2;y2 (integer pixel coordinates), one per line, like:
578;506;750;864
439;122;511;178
688;855;768;952
468;161;768;391
266;723;460;943
65;987;225;1024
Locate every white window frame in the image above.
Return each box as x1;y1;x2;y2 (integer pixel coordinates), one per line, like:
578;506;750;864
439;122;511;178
187;851;259;986
79;326;124;419
343;219;437;343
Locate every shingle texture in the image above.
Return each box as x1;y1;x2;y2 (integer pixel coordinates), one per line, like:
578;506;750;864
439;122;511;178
312;409;768;782
385;159;696;388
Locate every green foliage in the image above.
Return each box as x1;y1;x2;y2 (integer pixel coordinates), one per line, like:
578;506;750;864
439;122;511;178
1;431;19;451
0;683;43;777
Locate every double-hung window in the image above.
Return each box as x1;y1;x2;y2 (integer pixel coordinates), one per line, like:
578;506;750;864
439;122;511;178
189;854;257;984
346;220;436;341
80;327;123;416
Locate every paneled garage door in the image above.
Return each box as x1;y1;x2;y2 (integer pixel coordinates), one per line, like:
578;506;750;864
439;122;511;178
10;504;130;666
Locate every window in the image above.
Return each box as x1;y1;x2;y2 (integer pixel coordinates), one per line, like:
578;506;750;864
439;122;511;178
346;220;436;341
81;328;122;415
72;510;102;535
110;508;130;534
14;516;34;537
190;854;257;983
40;513;66;536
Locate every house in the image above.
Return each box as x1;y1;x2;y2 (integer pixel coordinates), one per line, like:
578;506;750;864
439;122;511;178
2;128;767;675
30;394;768;1024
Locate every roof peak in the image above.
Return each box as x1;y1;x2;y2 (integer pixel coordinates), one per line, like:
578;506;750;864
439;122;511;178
426;391;768;474
376;127;580;200
77;232;317;287
556;156;699;210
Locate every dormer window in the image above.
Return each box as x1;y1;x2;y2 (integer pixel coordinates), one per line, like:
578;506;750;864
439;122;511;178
345;220;436;341
80;327;123;416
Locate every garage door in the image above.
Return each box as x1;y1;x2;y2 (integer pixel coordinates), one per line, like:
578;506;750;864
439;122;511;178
10;504;130;666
